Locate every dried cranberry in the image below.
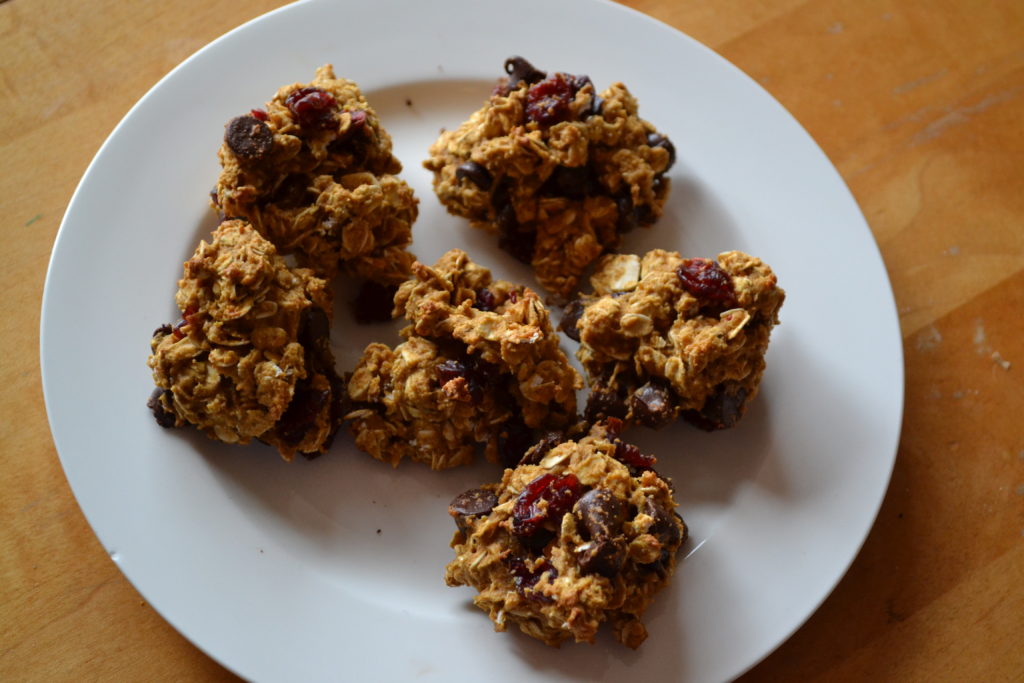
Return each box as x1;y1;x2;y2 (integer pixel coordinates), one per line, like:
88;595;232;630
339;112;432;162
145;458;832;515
676;258;738;308
614;441;656;472
505;556;556;599
525;73;576;126
507;290;518;304
513;472;582;536
250;108;268;121
474;288;497;312
284;86;337;129
435;359;469;387
171;305;198;340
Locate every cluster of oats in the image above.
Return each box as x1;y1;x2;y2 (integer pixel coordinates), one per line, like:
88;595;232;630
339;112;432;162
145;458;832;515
445;421;686;649
148;220;342;460
571;249;785;430
345;249;581;470
424;57;673;300
215;64;417;284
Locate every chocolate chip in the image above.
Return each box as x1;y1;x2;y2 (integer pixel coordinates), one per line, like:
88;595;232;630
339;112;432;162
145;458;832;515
269;174;310;209
298;306;334;373
643;497;684;548
575;488;626;540
647;132;676;171
225;115;273;161
684;381;748;431
616;195;639;233
585;383;629;423
630;380;676;429
504;56;546;87
152;323;172;338
352;281;397;324
520;431;565;466
147;388;177;428
578;538;627;578
497;417;534;468
541;165;597;201
455;161;492;191
449;488;499;534
559;299;584;342
276;379;329;446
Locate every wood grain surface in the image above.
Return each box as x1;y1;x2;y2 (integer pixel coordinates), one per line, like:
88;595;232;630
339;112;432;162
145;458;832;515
2;0;1022;680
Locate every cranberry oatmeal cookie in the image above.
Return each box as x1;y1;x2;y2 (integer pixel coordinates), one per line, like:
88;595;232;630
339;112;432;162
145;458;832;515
147;219;344;460
445;420;687;649
564;249;784;430
345;249;581;470
214;64;417;287
424;57;675;301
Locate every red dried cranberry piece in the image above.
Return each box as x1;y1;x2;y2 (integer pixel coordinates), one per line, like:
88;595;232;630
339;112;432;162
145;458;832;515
474;288;497;312
513;473;582;536
435;359;469;386
676;258;738;308
284;87;337;129
525;73;575;126
250;108;268;121
505;556;556;600
614;441;656;472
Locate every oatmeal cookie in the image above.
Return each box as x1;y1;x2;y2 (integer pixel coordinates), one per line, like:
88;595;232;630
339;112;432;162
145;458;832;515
424;56;674;300
214;64;417;285
345;249;582;470
564;249;784;430
147;219;344;460
445;420;687;648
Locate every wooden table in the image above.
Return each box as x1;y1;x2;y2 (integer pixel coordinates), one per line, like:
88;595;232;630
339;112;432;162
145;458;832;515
3;0;1022;679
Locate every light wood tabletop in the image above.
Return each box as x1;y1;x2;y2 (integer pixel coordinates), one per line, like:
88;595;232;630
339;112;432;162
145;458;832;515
3;0;1022;680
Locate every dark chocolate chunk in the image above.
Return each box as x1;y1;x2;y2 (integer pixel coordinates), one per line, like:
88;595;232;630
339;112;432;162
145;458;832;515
559;299;584;342
352;281;398;324
225;115;273;161
147;388;177;428
504;56;547;87
684;381;748;431
575;488;626;540
449;488;499;535
578;538;627;578
630;380;676;429
455;161;493;191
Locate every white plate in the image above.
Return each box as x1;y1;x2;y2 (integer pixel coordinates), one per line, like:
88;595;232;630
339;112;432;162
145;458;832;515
41;0;903;681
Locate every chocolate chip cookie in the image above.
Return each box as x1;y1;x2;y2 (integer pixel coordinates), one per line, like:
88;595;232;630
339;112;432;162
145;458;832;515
425;56;674;301
344;249;581;470
566;249;785;430
147;219;343;460
445;420;687;648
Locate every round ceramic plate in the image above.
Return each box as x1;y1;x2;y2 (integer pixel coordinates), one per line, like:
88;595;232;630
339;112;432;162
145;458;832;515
41;0;903;680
